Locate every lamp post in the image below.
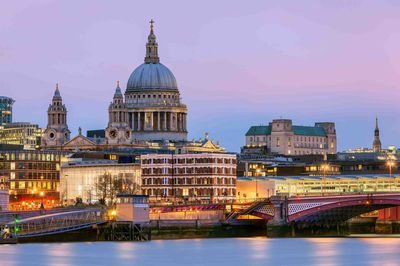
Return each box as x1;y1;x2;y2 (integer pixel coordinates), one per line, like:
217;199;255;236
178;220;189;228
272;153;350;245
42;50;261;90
321;164;329;195
255;168;261;200
387;161;396;192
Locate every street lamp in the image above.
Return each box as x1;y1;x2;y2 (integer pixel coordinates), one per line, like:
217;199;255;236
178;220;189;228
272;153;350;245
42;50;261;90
321;164;329;195
255;168;261;200
39;191;45;210
387;161;396;192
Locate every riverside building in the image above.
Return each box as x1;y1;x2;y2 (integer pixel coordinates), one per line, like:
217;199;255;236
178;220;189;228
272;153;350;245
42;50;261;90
0;122;43;150
244;119;336;155
0;149;66;210
237;173;400;201
141;153;237;204
60;159;141;205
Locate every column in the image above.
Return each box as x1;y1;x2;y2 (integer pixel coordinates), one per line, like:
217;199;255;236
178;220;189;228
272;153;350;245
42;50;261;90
138;112;141;131
170;112;173;131
149;112;154;130
158;112;161;131
131;112;135;130
163;112;167;130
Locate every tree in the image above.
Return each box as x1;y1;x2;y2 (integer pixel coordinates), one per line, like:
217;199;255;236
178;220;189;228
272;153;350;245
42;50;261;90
95;173;141;206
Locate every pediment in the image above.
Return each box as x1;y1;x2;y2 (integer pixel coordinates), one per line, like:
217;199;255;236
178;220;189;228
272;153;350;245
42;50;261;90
63;135;96;148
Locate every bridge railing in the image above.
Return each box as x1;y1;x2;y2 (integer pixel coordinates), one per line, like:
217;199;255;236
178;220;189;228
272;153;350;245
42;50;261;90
4;209;107;238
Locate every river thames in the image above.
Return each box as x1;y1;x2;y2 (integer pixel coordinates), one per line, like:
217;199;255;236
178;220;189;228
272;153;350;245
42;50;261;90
1;237;400;266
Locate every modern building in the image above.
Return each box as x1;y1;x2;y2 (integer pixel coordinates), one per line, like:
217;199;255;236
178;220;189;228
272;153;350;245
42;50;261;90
0;96;15;126
237;174;400;201
41;84;71;148
141;153;237;204
0;122;43;150
0;149;67;210
245;119;337;155
105;20;188;143
60;159;141;205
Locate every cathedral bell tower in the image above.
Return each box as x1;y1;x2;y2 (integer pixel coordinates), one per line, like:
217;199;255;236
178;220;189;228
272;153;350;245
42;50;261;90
105;81;131;145
42;84;71;148
373;117;382;152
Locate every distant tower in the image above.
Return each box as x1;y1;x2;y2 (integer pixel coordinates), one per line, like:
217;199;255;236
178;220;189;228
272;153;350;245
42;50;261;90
373;117;382;152
105;81;131;145
42;84;71;148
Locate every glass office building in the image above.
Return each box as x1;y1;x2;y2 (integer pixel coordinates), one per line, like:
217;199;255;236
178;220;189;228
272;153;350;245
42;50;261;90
0;96;15;125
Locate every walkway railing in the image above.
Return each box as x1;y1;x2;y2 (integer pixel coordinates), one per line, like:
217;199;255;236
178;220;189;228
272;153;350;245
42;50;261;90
3;209;107;238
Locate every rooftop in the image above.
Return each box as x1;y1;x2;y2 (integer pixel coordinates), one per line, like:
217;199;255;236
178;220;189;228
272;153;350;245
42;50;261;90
246;125;327;137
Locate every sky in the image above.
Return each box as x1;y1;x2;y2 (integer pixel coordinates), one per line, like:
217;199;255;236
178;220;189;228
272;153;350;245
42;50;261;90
1;0;400;152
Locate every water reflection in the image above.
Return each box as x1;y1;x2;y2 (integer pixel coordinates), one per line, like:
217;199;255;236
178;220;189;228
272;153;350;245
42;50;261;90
306;238;341;266
1;238;400;266
46;243;73;266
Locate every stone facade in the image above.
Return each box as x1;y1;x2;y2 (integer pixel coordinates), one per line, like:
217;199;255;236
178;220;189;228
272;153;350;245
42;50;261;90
245;119;336;155
42;84;71;148
373;117;382;152
141;153;237;204
105;21;187;144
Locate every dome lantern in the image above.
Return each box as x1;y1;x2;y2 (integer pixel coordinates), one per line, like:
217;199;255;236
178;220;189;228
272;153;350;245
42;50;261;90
144;19;160;64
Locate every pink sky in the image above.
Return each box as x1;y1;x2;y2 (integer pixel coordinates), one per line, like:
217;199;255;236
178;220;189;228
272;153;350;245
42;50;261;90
1;1;400;151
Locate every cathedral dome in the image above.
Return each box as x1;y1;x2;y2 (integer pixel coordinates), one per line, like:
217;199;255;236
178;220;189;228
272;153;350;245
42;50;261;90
126;19;178;94
126;63;178;93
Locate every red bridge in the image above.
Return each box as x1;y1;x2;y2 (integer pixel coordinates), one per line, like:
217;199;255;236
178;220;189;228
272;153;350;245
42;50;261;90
232;193;400;224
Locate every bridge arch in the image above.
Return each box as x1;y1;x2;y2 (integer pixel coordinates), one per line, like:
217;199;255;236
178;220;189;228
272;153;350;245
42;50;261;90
288;198;400;223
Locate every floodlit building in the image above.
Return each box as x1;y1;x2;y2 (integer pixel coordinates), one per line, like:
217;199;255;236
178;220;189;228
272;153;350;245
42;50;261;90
60;159;141;205
0;122;43;150
245;119;336;155
105;20;188;143
141;153;237;204
0;149;67;210
0;189;9;211
237;174;400;201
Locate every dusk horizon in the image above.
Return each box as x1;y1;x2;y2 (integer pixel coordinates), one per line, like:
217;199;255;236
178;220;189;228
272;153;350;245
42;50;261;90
2;1;400;152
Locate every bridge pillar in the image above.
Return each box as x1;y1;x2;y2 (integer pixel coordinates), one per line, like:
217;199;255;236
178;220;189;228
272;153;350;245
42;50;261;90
267;196;292;237
269;195;288;225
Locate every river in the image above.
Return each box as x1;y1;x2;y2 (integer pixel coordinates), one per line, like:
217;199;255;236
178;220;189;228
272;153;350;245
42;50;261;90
1;237;400;266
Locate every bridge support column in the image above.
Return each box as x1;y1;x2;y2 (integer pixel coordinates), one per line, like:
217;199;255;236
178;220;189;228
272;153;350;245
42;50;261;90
267;196;292;237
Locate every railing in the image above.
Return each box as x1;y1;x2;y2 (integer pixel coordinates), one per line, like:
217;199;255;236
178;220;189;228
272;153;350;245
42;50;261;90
3;209;107;238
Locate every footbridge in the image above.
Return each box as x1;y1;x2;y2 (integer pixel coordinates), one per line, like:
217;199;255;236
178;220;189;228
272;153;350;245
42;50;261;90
3;209;107;238
232;193;400;224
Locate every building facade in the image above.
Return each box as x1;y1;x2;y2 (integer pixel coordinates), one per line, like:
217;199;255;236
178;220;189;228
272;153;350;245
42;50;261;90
141;153;237;204
0;149;66;210
245;119;336;155
60;160;141;204
237;173;400;201
42;84;71;148
0;96;15;126
105;20;188;143
0;122;43;150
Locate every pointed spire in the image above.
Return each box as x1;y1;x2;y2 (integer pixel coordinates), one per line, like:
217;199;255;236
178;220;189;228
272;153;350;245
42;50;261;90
373;116;382;152
114;80;122;98
144;19;160;64
53;83;61;98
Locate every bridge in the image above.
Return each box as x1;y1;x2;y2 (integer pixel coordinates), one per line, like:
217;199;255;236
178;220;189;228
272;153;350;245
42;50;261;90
230;193;400;225
2;209;107;238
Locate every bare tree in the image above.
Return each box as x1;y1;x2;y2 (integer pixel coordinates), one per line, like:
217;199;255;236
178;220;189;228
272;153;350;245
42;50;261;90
95;173;141;206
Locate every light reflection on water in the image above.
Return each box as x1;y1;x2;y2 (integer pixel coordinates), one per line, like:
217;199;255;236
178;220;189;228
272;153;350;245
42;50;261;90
1;237;400;266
